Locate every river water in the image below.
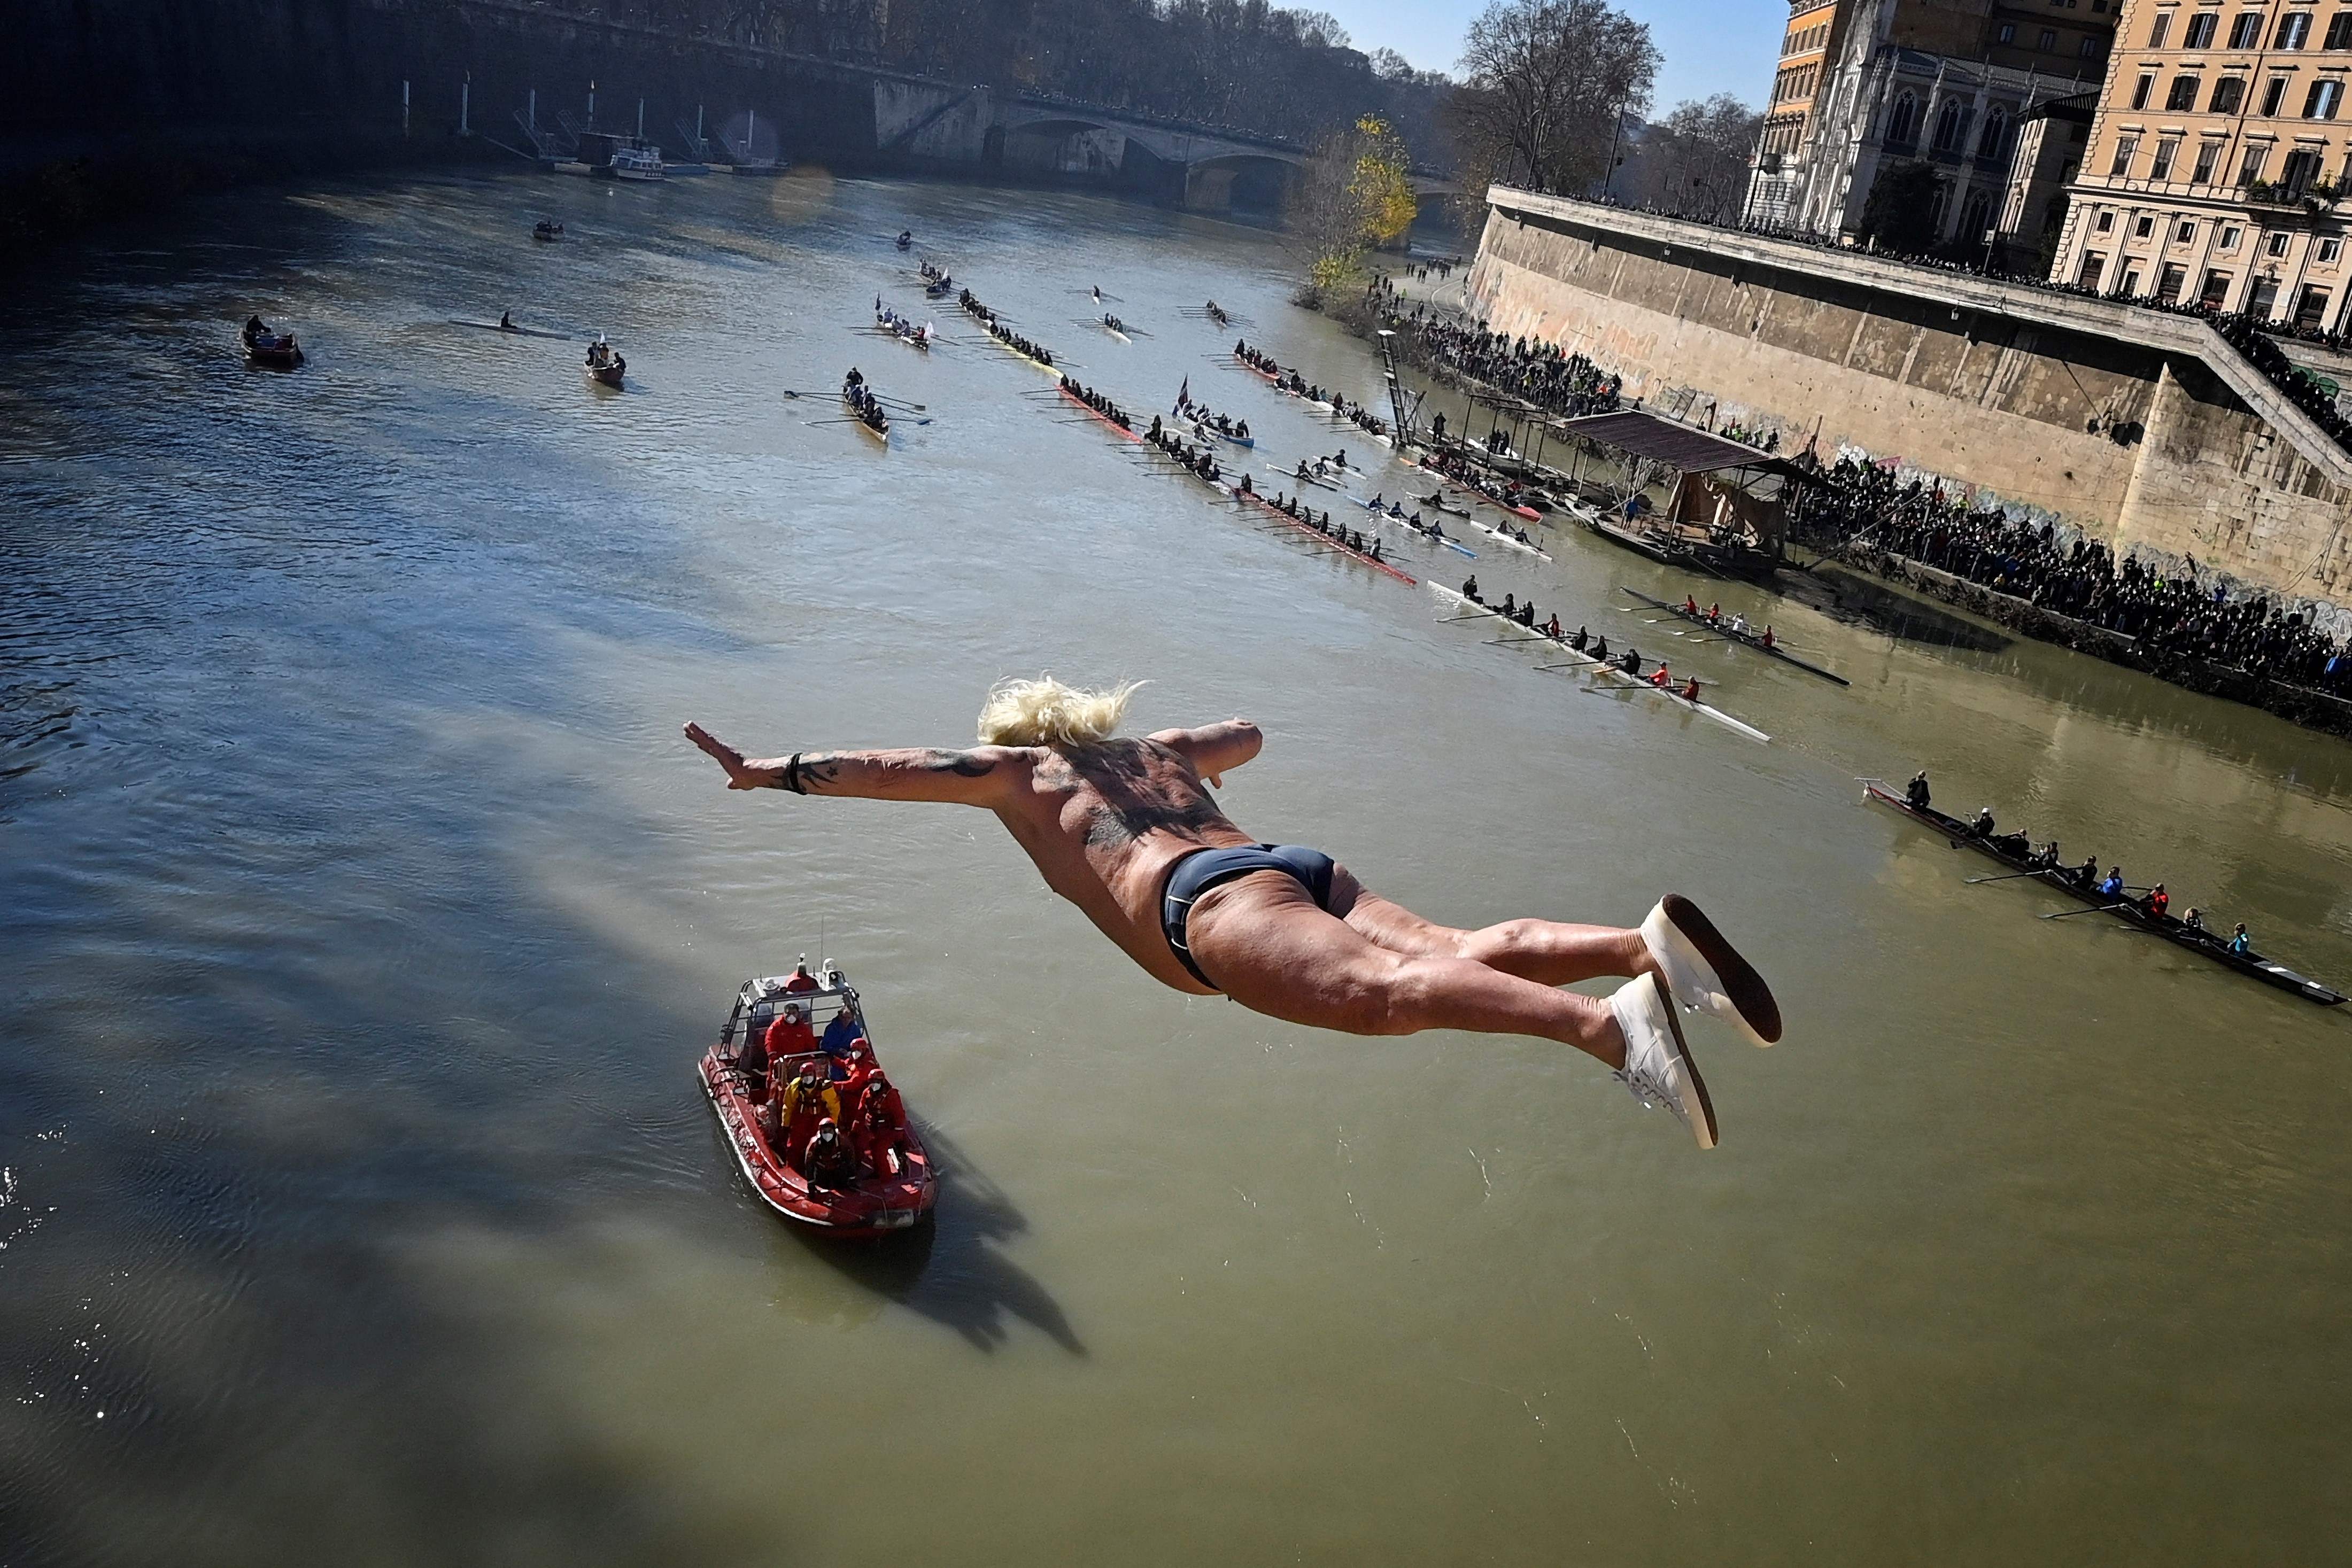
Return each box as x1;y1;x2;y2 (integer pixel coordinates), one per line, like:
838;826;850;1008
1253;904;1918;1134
4;169;2349;1564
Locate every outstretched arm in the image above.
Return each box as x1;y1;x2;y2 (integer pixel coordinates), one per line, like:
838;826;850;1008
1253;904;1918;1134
684;723;1024;806
1147;719;1262;787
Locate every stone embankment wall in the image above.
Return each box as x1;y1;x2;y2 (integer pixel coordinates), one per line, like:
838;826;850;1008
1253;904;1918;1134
1465;189;2352;626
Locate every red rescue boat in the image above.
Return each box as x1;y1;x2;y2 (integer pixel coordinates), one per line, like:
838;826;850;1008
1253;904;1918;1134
699;964;937;1237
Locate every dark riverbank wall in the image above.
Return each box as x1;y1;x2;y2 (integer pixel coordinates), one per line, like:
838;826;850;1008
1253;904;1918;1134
2;0;1187;255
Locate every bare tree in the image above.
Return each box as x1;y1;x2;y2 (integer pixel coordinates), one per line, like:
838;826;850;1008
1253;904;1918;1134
1618;92;1762;222
1446;0;1659;214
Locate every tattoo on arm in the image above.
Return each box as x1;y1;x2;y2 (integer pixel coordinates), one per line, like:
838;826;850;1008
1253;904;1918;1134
919;749;997;778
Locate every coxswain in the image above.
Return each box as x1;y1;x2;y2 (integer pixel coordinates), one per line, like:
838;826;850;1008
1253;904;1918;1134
1905;771;1932;810
2142;883;2169;919
686;678;1782;1152
2229;922;2252;954
2099;866;2126;899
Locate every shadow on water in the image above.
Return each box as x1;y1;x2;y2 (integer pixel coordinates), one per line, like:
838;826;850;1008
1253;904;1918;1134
770;1121;1086;1357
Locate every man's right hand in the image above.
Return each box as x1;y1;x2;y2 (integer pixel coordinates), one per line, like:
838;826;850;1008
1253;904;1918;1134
684;722;783;790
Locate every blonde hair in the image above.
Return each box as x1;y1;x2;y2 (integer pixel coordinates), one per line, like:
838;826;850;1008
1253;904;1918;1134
977;676;1141;747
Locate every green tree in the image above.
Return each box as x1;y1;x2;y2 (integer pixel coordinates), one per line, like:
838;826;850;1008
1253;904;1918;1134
1858;161;1943;254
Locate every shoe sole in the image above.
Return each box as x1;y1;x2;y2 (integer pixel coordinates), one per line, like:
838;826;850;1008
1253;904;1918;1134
1662;893;1782;1046
1652;973;1717;1150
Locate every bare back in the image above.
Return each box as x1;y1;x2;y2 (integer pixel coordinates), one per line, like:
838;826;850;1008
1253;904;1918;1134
994;738;1257;991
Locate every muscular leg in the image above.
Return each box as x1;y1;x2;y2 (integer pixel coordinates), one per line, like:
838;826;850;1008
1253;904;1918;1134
1325;866;1654;987
1183;874;1629;1068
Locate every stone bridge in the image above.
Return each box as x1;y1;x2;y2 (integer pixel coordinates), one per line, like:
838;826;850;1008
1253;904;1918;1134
873;80;1456;213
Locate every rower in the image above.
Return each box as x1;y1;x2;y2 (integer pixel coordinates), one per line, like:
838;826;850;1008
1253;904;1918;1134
2075;855;2100;889
2142;883;2169;919
1760;627;1776;649
1498;593;1517;618
2099;866;2126;899
1569;626;1589;651
1544;614;1561;639
499;309;515;331
1970;806;1995;837
1649;662;1673;688
2183;907;2207;934
1620;648;1642;674
1706;603;1722;624
2034;840;2062;870
1462;575;1481;601
1729;613;1749;636
1905;771;1932;810
2230;922;2252;954
1591;635;1610;659
1683;595;1700;615
1679;678;1701;702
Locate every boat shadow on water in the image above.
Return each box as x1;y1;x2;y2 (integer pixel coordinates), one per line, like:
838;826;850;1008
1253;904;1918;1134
756;1118;1086;1357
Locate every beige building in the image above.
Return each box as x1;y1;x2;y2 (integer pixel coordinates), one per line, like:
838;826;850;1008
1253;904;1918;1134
1749;0;1852;224
2055;0;2352;325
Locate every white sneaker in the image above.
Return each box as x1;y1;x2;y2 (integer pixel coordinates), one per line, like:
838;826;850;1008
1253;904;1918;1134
1641;894;1782;1049
1610;972;1717;1150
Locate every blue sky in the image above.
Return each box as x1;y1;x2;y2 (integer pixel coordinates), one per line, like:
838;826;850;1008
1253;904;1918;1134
1318;0;1784;112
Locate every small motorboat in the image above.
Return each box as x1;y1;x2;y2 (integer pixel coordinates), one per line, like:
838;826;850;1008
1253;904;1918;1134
894;230;914;250
584;336;625;389
532;219;564;242
699;966;936;1236
241;317;303;368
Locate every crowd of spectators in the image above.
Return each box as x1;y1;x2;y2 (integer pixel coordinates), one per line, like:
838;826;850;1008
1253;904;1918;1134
1801;459;2352;697
1382;307;1627;422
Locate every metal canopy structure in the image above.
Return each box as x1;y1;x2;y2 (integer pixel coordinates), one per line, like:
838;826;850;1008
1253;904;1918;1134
1552;410;1819;485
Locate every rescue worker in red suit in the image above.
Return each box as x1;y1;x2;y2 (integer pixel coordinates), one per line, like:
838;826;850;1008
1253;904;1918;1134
764;1002;816;1061
778;1058;839;1168
853;1072;908;1177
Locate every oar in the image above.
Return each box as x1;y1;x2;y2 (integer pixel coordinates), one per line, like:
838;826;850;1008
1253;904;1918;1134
781;389;929;412
1967;870;2052;884
2040;904;2124;920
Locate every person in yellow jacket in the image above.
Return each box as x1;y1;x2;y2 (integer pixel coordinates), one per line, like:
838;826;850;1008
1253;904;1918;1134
777;1058;839;1169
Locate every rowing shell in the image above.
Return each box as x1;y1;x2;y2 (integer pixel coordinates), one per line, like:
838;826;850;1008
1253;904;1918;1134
1232;487;1416;585
1265;463;1347;492
1188;420;1255;449
1353;496;1475;558
1472;520;1551;561
1861;783;2345;1005
1057;384;1141;442
1427;584;1769;743
844;392;889;445
1413;455;1542;522
1619;588;1850;685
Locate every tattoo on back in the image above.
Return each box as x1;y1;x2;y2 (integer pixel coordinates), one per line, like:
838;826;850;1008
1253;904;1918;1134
1043;743;1228;848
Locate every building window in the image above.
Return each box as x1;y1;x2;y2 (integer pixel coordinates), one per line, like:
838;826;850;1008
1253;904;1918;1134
2111;133;2138;175
2148;10;2172;46
1888;92;1920;145
2283;146;2324;191
2264;75;2292;115
2083;33;2106;55
2278;10;2316;48
2079;250;2109;285
2241;145;2269;184
1978;106;2010;158
2040;27;2059;48
2330;12;2352;47
2270;229;2295;254
2323;237;2346;260
2211;76;2246;113
2158;263;2188;301
2152;136;2183;178
2220;223;2244;248
2133;73;2156;108
2201;269;2234;306
2097;208;2117;231
2231;11;2266;47
2135;212;2158;237
2178;218;2200;243
2296;284;2332;326
2000;20;2017;41
2186;10;2219;45
2249;276;2281;316
2306;78;2345;117
2195;139;2223;181
2168;74;2203;109
2117;263;2144;294
1933;99;1968;151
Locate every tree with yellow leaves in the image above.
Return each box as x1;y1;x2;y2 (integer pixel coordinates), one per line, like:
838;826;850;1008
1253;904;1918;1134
1292;114;1421;306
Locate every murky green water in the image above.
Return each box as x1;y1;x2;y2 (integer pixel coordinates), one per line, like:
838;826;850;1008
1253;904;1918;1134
4;169;2349;1565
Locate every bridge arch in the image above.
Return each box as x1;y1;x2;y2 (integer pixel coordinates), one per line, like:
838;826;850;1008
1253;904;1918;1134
1182;152;1299;214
